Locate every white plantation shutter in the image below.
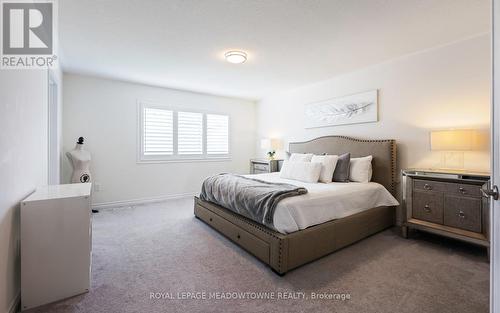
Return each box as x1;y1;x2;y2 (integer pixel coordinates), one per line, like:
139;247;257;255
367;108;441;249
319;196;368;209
140;103;230;161
207;114;229;155
143;107;173;155
177;111;203;155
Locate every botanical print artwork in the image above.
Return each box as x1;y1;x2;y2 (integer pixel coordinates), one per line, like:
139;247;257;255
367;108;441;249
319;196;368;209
304;90;378;128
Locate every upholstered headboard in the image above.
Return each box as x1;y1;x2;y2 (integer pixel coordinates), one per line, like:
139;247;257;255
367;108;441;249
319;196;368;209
289;136;396;195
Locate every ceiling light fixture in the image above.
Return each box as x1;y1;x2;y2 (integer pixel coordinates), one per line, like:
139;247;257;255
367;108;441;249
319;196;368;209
225;50;247;64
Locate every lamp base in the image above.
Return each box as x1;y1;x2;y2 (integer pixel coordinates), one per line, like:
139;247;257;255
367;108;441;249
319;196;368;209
439;152;465;170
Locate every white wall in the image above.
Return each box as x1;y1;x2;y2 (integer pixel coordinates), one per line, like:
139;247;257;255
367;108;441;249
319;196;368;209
0;70;49;313
62;74;257;205
257;34;491;173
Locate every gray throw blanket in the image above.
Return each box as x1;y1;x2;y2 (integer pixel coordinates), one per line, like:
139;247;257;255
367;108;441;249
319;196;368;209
200;173;307;228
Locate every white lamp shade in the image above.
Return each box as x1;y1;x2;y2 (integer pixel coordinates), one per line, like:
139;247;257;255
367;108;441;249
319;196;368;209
260;138;283;150
430;129;480;151
260;139;271;150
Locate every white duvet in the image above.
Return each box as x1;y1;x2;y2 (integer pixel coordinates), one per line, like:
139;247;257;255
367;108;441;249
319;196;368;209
244;172;399;234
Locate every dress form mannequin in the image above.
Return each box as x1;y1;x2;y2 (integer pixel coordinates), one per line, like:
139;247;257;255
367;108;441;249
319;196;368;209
66;137;91;183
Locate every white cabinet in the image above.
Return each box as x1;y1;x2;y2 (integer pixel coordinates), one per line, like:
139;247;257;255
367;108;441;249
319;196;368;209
21;183;92;310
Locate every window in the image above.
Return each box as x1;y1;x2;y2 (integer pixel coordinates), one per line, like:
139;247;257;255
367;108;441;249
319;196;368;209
143;108;173;156
139;102;230;162
207;114;229;155
177;112;203;155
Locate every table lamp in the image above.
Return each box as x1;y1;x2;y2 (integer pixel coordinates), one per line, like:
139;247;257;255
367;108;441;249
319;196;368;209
260;138;283;160
430;129;479;170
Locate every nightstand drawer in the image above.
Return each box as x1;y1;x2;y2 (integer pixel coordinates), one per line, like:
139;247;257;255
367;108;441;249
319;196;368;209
253;169;269;174
444;195;482;233
250;159;282;174
446;184;482;198
253;164;269;171
413;179;447;192
412;191;443;224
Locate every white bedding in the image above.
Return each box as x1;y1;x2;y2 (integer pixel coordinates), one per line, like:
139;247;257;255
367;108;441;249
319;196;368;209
245;172;399;234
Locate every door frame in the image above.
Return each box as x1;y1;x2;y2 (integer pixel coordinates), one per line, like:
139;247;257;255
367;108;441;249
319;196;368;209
47;69;60;185
492;1;500;312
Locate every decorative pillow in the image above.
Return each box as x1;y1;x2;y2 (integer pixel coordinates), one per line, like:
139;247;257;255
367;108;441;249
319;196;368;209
311;155;339;183
349;155;373;183
289;153;313;162
280;161;322;183
332;153;351;182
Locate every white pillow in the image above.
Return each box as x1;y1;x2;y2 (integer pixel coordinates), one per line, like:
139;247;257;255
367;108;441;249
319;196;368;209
311;155;339;183
280;161;322;183
349;155;373;183
289;153;313;162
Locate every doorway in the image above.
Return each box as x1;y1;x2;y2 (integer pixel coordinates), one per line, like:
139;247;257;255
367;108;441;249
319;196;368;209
47;71;59;185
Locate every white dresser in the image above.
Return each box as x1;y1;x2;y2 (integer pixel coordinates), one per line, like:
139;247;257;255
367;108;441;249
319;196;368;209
21;183;92;310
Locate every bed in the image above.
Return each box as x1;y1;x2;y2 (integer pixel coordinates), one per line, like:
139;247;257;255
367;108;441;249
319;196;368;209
194;136;397;275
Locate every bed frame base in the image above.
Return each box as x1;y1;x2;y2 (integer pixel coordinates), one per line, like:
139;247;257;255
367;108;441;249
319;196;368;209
194;197;395;275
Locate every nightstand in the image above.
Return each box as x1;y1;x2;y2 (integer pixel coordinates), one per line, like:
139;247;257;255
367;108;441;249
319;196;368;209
402;169;490;250
250;159;283;174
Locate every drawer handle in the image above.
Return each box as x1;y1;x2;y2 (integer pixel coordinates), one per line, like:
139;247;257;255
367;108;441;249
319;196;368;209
237;234;241;239
459;187;466;194
209;217;213;222
458;211;466;219
424;184;432;190
424;204;431;213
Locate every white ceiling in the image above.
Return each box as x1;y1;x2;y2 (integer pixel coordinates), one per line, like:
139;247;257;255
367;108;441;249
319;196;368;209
59;0;490;100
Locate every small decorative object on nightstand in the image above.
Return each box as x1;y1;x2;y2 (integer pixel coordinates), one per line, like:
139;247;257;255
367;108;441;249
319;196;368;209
402;169;490;251
250;158;283;174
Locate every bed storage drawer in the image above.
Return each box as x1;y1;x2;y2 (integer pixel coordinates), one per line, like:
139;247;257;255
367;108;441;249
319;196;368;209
195;203;270;263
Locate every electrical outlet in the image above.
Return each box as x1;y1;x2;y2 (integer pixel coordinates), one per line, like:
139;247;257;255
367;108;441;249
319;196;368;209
94;182;102;192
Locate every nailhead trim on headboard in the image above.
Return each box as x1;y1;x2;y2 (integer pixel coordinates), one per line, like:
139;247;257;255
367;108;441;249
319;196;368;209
289;136;397;196
389;139;396;195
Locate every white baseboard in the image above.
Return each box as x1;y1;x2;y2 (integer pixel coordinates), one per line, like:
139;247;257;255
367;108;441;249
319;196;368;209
92;192;198;209
8;292;20;313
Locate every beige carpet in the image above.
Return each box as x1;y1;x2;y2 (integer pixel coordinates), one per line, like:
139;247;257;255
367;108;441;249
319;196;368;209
27;197;489;313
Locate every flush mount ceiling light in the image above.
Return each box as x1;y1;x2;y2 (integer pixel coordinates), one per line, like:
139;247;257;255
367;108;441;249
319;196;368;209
224;50;247;64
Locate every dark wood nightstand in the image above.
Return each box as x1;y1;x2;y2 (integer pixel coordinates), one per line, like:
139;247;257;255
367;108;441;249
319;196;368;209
402;169;490;250
250;159;283;174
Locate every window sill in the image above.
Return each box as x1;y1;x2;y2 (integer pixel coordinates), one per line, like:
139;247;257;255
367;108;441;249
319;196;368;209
137;157;232;164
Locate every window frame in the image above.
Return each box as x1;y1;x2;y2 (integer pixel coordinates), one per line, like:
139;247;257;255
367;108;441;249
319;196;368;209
137;100;231;163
